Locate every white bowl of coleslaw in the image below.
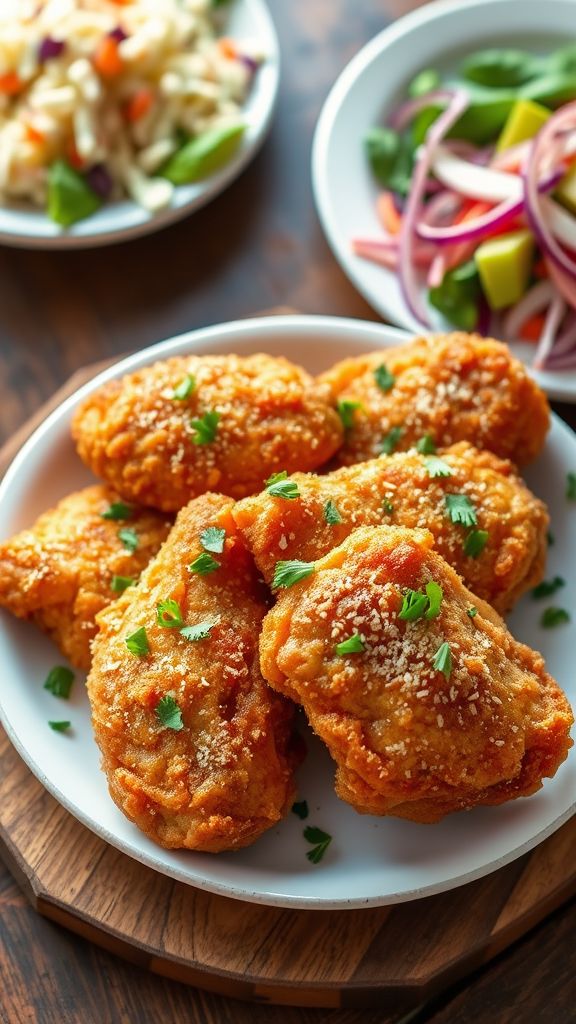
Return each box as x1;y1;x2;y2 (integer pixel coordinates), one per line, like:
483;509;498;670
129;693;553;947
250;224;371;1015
0;0;279;248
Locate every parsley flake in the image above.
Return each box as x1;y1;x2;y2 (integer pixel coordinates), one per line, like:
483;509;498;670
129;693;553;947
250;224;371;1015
335;633;365;655
398;589;429;621
532;576;565;600
292;800;309;820
337;399;362;432
188;552;220;575
200;526;226;553
101;501;133;521
48;720;71;733
157;599;184;628
125;626;149;656
111;574;135;593
425;581;443;619
304;826;332;864
172;374;196;401
567;472;576;500
265;471;300;500
541;606;571;628
118;527;139;553
416;434;437;455
43;666;74;699
445;493;477;527
374;364;395;392
424;455;453;479
467;606;478;618
463;529;489;558
272;559;315;589
380;425;403;454
156;695;184;731
324;499;343;525
190;409;220;445
382;499;394;515
432;641;452;679
180;617;219;642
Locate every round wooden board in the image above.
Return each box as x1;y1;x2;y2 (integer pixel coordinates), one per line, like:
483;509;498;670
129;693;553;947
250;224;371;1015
1;348;575;1011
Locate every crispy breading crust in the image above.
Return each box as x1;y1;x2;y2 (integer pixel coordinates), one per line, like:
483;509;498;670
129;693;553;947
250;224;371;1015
233;442;548;613
0;485;173;669
259;526;573;823
72;353;344;511
319;333;550;467
87;493;300;852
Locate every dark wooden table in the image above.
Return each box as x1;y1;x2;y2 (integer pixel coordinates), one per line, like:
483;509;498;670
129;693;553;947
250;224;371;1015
0;2;575;1022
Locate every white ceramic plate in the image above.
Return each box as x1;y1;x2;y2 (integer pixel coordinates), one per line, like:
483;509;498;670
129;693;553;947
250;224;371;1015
312;0;576;402
0;0;278;250
0;315;574;909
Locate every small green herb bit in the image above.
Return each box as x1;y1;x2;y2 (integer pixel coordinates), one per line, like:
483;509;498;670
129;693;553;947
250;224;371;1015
272;559;315;589
172;374;196;401
156;695;184;731
111;574;135;593
292;800;309;820
532;576;565;600
102;501;133;521
382;499;394;515
43;666;74;699
190;409;220;445
398;588;429;622
266;471;300;500
200;526;226;553
157;599;184;628
374;364;395;392
337;399;362;432
424;455;453;479
48;720;71;733
335;633;365;655
464;529;489;558
416;434;437;455
304;826;332;864
425;581;443;619
180;617;219;642
125;626;149;657
445;493;477;527
118;527;139;553
380;425;403;455
432;641;452;679
324;499;343;525
467;606;478;618
541;606;571;628
567;472;576;500
188;552;220;575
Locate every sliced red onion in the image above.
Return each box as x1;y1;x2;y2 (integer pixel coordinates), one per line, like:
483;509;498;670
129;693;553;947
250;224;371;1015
502;279;554;339
545;313;576;358
239;54;259;74
353;238;433;269
109;26;128;42
85;163;113;199
533;294;566;369
431;146;564;207
388;90;454;133
523;104;576;281
421;189;461;226
38;36;65;61
418;196;522;245
545;258;576;311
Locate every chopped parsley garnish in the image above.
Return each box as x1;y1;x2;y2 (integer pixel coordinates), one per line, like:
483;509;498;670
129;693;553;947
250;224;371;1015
292;800;309;820
111;574;135;593
432;641;452;679
48;720;71;733
156;695;184;731
467;606;478;618
416;434;436;455
172;374;196;401
382;499;394;514
43;666;74;699
265;471;300;500
304;826;332;864
374;364;395;392
463;529;489;558
157;599;184;628
190;409;220;445
337;399;362;432
188;552;220;575
335;633;365;655
125;626;149;656
532;576;565;600
547;531;555;546
180;617;219;642
380;425;403;455
118;527;139;553
445;493;477;527
101;501;133;521
324;499;343;525
541;607;571;628
424;455;453;479
398;582;443;622
200;526;226;553
272;559;315;589
425;581;443;619
567;472;576;500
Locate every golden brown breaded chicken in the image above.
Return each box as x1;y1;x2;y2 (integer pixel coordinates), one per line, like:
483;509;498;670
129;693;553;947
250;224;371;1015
87;492;299;852
71;353;343;511
259;526;573;823
319;333;550;467
0;486;173;670
233;442;548;614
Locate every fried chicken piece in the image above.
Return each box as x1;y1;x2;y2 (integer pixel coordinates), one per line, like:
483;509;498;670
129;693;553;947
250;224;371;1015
233;442;548;614
0;486;173;670
319;333;550;467
72;353;343;511
259;526;573;823
87;492;299;852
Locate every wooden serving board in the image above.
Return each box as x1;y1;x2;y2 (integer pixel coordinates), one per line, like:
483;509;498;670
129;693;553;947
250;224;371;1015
1;341;576;1013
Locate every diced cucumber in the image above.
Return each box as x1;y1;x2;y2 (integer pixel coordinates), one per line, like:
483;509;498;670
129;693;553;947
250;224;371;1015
496;98;550;152
475;229;535;310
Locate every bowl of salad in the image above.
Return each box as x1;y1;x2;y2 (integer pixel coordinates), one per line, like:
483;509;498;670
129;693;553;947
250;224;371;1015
0;0;279;248
312;0;576;400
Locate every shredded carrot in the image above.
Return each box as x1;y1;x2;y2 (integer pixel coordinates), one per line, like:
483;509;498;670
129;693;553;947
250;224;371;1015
519;314;546;342
93;36;123;78
218;37;237;60
124;87;154;123
66;138;84;170
23;121;45;145
376;192;403;236
0;72;22;96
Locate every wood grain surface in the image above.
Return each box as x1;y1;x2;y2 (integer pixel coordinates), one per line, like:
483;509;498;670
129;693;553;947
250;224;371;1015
0;1;576;1022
